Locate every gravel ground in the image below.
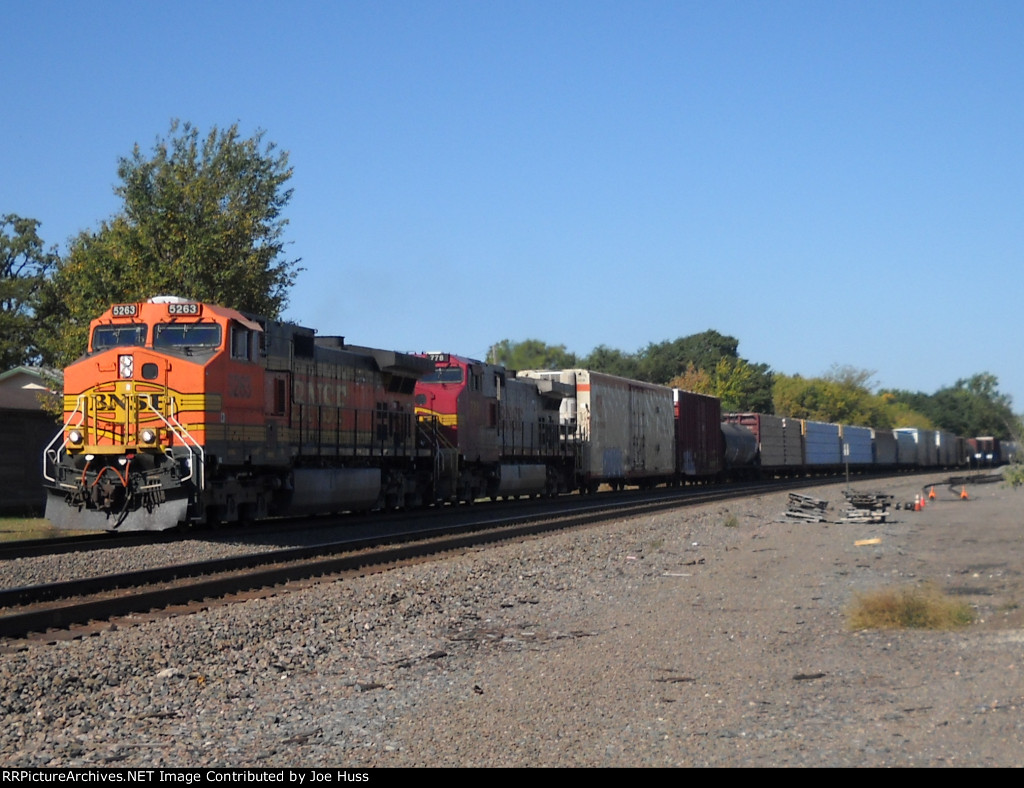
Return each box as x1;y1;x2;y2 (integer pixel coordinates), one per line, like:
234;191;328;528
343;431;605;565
0;528;350;589
1;474;1022;768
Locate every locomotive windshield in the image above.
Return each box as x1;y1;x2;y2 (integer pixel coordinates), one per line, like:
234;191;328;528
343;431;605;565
421;366;464;384
153;322;222;350
92;324;147;351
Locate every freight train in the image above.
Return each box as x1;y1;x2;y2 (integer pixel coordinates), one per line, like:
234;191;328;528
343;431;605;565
42;297;975;532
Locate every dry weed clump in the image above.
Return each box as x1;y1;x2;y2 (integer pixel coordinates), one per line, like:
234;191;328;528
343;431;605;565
846;582;974;631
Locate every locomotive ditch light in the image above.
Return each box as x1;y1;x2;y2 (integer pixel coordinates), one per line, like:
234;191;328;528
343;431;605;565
140;428;157;444
68;429;84;446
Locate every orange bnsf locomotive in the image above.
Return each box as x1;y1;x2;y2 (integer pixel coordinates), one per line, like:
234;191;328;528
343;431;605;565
42;296;435;530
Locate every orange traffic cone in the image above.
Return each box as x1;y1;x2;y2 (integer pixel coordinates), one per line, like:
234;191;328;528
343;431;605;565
928;486;936;500
914;494;921;511
960;486;969;500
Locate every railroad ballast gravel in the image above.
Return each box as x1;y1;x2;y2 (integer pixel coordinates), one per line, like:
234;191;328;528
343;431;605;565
1;478;1022;767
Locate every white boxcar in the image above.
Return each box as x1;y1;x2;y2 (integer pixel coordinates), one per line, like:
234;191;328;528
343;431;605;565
802;420;841;466
895;428;937;467
894;430;919;466
516;369;676;491
839;424;873;465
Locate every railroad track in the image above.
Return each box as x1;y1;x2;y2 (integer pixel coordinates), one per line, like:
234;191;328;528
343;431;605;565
0;473;938;643
0;531;177;562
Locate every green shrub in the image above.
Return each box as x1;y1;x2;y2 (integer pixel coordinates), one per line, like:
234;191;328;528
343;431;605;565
1003;462;1024;490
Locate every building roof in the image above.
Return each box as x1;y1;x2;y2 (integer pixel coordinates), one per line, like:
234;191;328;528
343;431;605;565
0;366;61;410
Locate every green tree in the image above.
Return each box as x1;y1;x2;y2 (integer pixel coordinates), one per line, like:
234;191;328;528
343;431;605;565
668;362;715;396
580;344;641;379
37;120;301;367
488;339;577;371
0;215;59;368
884;373;1017;439
773;369;895;428
636;329;739;383
880;394;936;430
713;357;774;413
668;357;774;412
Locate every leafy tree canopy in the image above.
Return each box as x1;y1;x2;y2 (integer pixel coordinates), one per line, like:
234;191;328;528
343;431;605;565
773;366;897;429
769;365;1023;435
488;338;577;371
668;357;774;413
0;215;59;368
884;373;1019;440
636;329;739;383
494;329;774;412
580;345;640;380
37;120;301;367
668;362;714;396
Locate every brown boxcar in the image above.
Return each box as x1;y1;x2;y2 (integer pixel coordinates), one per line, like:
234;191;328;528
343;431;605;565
673;389;724;480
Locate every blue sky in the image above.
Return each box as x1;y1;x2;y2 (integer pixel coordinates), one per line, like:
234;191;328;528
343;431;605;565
4;1;1022;409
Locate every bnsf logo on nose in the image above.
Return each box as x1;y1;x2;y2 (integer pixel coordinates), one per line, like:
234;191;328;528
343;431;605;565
93;392;171;412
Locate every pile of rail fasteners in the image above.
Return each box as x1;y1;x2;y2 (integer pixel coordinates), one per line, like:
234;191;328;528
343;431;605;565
784;492;830;522
839;490;893;523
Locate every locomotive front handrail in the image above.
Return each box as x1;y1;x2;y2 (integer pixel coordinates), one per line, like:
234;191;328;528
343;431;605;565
41;395;88;483
142;397;205;491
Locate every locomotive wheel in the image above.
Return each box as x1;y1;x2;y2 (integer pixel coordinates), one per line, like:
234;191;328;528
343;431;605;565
237;503;257;527
203;505;223;528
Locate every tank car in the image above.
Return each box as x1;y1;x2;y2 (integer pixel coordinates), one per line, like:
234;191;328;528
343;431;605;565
42;297;434;531
413;353;575;502
721;421;758;476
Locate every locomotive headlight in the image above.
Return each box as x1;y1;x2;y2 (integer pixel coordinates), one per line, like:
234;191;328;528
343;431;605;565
68;430;83;446
140;428;157;444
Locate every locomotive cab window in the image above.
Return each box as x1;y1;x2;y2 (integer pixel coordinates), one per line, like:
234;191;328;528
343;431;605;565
230;324;253;361
92;324;147;351
153;322;222;351
421;366;463;384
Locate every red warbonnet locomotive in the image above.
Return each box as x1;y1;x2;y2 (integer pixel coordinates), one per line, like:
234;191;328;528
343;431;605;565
412;352;576;501
43;297;974;532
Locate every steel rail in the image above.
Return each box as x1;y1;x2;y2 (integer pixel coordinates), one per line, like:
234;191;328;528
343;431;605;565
0;472;926;641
